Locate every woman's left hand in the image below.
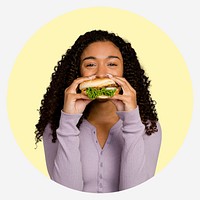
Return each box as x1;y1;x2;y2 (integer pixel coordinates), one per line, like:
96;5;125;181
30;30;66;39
109;76;137;112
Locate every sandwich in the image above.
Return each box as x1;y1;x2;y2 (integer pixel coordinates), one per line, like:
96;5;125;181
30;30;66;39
79;78;120;100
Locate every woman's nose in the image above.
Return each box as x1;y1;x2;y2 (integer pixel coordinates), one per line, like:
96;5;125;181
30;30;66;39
95;66;108;78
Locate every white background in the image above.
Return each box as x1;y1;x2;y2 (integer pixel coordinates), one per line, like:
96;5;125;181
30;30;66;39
0;0;199;199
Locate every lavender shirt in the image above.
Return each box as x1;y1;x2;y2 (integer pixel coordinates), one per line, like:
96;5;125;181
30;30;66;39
43;106;162;193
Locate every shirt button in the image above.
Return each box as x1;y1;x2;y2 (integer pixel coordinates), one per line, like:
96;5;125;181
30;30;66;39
99;174;102;179
99;183;103;188
100;151;103;155
100;162;103;167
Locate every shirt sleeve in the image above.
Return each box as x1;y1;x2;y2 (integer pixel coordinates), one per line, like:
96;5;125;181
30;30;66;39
117;106;162;190
43;111;83;191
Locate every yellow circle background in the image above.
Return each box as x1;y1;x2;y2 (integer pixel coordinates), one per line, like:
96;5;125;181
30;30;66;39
7;7;193;177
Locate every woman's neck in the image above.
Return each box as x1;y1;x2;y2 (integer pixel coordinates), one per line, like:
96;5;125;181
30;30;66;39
87;100;119;123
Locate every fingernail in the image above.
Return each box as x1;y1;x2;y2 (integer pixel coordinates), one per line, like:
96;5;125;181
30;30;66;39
107;74;113;78
89;75;96;80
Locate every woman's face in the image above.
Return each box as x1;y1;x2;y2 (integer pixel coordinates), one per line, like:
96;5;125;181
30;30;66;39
80;41;123;78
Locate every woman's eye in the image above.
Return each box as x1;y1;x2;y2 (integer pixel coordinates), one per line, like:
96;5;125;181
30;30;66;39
108;63;117;66
86;63;96;67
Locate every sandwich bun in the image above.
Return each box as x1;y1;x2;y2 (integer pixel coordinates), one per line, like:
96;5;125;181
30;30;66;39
79;78;117;91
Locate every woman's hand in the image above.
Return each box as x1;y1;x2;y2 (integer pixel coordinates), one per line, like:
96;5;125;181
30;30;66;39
63;76;96;114
109;76;137;112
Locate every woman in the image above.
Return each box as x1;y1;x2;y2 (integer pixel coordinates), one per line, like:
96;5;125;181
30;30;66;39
35;30;162;193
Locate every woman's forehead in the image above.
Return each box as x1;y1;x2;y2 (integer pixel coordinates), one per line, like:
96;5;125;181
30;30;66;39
81;41;122;60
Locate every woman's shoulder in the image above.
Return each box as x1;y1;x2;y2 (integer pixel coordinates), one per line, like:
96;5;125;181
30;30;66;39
43;123;52;138
143;121;162;147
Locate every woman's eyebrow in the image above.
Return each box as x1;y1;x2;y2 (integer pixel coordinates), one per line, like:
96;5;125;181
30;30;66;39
82;55;121;61
82;56;96;61
107;56;121;60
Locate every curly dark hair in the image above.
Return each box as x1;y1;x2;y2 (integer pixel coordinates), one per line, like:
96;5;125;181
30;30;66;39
35;30;158;144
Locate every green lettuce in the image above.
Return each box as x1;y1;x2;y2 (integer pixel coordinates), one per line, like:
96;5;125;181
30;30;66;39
86;87;117;100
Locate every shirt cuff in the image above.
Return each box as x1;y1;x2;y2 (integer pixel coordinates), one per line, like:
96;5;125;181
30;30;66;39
57;111;83;136
116;106;145;133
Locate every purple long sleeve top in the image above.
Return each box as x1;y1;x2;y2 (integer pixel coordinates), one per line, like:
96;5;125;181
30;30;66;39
43;106;162;193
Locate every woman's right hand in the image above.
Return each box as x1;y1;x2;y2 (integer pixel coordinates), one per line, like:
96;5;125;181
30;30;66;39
62;76;96;114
